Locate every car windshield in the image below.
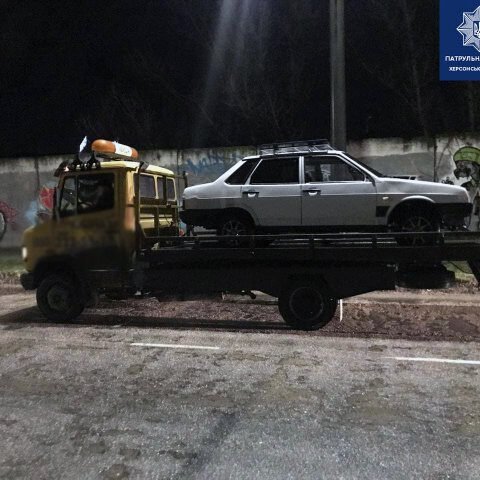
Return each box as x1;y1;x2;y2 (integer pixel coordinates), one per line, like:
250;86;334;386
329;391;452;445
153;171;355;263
343;153;385;178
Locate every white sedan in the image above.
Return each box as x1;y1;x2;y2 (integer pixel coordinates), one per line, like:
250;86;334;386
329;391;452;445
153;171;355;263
180;142;472;240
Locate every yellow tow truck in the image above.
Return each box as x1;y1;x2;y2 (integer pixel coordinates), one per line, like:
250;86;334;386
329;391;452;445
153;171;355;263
21;139;184;320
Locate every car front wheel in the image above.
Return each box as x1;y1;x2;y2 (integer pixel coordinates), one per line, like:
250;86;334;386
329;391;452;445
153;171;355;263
394;211;439;246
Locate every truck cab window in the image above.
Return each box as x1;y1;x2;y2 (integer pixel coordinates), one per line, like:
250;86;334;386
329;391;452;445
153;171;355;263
139;174;156;199
59;177;76;217
167;178;176;202
77;174;115;214
157;177;165;201
59;173;115;217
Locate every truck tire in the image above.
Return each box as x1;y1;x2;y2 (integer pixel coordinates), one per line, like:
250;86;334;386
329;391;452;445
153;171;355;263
279;280;337;330
36;273;85;322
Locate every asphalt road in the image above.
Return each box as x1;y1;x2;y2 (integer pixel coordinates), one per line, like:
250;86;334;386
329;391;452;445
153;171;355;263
1;294;480;479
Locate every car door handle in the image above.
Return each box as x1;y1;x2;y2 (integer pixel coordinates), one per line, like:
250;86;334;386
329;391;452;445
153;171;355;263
242;190;259;197
303;189;321;195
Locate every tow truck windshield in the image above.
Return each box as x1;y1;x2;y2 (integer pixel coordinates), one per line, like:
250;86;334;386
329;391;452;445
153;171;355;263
59;173;115;217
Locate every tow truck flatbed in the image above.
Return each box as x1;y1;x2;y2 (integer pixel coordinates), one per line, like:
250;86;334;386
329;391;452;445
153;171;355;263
141;231;480;266
123;231;480;330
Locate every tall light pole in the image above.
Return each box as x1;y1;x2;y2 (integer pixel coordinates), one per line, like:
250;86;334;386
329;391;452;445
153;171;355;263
330;0;346;151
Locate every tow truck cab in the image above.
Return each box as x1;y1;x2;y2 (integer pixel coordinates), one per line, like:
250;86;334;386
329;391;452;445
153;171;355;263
21;140;180;293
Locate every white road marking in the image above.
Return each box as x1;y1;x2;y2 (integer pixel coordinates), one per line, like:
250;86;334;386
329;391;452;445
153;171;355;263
131;342;220;351
386;356;480;365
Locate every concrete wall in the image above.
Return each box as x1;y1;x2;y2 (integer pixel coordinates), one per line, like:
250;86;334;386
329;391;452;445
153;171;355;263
1;134;479;247
351;134;480;181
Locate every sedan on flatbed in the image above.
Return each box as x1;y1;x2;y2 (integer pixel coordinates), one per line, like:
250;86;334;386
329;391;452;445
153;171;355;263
180;140;472;240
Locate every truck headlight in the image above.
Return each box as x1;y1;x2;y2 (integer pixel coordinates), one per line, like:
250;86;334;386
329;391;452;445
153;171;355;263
21;246;28;261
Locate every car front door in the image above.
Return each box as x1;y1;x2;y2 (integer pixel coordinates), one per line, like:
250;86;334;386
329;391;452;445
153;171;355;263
301;155;378;227
241;157;301;227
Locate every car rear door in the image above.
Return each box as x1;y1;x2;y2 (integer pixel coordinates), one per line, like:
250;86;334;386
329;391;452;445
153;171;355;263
241;157;301;227
301;155;378;227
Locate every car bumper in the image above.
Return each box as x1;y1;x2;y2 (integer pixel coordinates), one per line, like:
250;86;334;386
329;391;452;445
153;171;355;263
20;272;35;290
438;202;473;227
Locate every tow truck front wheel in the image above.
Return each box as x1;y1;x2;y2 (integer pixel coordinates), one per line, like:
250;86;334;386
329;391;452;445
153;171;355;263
37;274;85;322
279;280;337;330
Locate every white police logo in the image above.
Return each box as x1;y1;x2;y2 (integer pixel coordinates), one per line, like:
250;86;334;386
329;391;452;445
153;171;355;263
457;6;480;52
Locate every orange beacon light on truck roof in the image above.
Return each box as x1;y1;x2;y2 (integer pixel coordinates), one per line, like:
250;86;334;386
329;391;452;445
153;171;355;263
91;139;139;159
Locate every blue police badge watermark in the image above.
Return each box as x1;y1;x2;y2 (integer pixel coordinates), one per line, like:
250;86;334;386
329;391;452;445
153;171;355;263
440;0;480;80
457;6;480;52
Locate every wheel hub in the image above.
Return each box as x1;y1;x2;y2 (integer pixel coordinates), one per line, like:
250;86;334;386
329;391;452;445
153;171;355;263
289;287;324;321
402;215;432;232
47;285;70;312
221;220;247;236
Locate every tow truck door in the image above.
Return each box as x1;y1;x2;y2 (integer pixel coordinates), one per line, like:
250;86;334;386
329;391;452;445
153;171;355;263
55;171;123;268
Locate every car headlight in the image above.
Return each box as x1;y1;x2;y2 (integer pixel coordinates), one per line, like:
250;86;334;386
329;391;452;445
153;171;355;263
21;246;28;261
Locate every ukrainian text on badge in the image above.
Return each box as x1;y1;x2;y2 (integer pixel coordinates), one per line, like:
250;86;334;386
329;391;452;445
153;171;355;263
440;0;480;80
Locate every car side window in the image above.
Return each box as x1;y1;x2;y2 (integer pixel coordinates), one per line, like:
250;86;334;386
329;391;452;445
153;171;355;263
250;158;299;184
304;156;365;183
226;160;259;185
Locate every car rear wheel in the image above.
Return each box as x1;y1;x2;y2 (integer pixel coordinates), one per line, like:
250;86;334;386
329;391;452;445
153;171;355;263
279;280;337;330
37;274;85;322
217;215;254;246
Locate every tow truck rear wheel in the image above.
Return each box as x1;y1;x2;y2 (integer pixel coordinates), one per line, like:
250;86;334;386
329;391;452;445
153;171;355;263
279;280;337;330
37;273;85;322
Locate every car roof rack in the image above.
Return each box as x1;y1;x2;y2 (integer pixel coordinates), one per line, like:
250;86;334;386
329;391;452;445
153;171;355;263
258;139;332;156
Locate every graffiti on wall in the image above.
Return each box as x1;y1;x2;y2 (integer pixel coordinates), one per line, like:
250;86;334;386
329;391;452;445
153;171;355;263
24;182;56;227
442;145;480;230
0;201;18;242
182;150;248;184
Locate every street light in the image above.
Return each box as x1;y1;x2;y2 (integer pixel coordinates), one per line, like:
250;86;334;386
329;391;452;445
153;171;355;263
330;0;346;151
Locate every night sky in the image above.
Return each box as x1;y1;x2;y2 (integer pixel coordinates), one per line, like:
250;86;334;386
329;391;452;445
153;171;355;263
0;0;475;157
